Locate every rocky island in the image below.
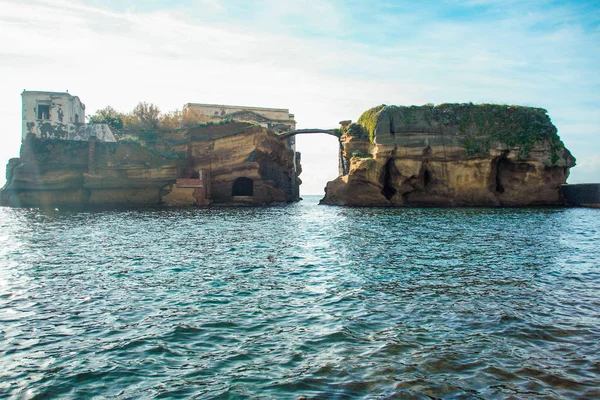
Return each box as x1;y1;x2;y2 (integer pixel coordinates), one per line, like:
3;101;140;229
2;92;585;208
1;91;301;207
322;104;576;207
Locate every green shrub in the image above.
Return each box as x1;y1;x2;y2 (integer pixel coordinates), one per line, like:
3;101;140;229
351;150;373;158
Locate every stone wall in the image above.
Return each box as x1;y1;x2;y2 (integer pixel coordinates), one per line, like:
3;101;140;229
21;91;116;142
562;184;600;208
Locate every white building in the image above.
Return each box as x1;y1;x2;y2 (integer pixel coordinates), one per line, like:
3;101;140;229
22;90;115;142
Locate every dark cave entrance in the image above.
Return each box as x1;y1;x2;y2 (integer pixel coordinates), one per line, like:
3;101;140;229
495;158;511;194
381;158;397;200
232;177;254;196
424;169;431;189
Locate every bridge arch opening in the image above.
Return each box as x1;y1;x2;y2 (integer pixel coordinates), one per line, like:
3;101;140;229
294;134;341;196
232;177;254;196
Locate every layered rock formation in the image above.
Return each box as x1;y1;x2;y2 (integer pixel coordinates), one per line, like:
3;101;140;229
1;139;177;207
158;121;300;205
1;122;300;207
322;104;575;207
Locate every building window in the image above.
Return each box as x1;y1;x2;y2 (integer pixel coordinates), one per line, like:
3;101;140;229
37;104;50;120
74;114;79;124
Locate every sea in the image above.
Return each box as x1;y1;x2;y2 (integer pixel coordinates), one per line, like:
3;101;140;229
1;195;599;399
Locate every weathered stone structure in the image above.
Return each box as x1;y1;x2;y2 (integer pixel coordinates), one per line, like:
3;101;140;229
1;120;301;207
2;93;301;207
322;104;576;207
183;103;296;132
155;121;300;205
183;102;300;174
21;91;116;142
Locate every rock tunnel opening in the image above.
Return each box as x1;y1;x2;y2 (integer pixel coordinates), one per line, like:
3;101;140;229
232;177;254;196
424;169;431;189
495;158;536;194
381;158;397;201
495;158;509;193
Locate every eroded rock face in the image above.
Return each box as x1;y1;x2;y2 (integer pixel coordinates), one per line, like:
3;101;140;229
1;122;300;207
1;139;179;207
182;123;299;205
322;104;575;207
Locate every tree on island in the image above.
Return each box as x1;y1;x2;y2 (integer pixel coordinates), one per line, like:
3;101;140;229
87;102;205;133
87;106;124;131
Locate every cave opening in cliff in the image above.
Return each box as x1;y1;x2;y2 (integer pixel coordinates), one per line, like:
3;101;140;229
232;177;254;196
381;158;397;200
495;158;510;194
424;169;431;189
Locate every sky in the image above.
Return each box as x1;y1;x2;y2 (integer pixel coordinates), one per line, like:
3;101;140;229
0;0;598;194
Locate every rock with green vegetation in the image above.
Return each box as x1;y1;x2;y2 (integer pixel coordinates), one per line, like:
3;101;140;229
323;103;575;207
1;120;301;207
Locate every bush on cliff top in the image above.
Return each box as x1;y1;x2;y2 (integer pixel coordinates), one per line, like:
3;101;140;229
357;103;566;160
88;103;233;134
345;123;369;139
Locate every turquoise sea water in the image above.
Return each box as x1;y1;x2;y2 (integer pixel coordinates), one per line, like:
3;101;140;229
1;195;599;399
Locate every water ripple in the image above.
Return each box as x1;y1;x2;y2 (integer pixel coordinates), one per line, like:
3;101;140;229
0;198;599;398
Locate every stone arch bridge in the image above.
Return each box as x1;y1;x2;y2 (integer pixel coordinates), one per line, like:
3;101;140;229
277;128;339;139
277;128;349;176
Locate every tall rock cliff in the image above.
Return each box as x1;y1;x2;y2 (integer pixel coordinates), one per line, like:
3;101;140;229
1;122;300;207
322;104;575;207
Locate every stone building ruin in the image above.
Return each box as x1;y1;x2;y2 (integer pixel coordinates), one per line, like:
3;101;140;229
22;90;116;142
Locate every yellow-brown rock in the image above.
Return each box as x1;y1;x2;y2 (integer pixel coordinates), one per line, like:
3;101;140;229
322;104;576;207
1;139;178;207
1;121;300;207
160;122;298;205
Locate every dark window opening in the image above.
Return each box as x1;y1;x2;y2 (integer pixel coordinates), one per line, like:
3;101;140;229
232;177;254;196
38;104;50;120
75;114;79;124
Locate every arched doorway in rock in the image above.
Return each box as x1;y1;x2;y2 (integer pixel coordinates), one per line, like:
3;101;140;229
232;177;254;196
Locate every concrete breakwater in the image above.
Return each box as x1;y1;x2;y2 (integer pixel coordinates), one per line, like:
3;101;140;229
562;184;600;208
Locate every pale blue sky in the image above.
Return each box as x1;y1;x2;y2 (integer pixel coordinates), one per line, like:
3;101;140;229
0;0;598;193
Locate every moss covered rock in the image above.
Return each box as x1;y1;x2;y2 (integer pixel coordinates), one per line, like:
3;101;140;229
323;103;576;207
